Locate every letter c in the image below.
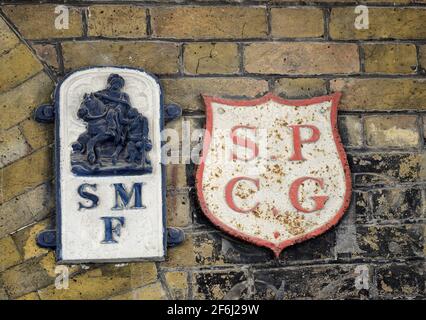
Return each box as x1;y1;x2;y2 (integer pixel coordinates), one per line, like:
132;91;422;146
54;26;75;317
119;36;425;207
225;177;260;213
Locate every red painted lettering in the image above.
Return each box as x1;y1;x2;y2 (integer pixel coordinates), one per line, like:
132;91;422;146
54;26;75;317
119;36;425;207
289;177;328;213
230;125;259;161
289;125;320;161
225;177;260;213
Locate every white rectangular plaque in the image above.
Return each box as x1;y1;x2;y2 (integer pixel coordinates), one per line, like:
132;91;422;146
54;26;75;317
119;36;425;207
56;67;165;263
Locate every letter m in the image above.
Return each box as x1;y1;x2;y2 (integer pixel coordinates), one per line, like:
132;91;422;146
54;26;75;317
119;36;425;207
113;183;145;210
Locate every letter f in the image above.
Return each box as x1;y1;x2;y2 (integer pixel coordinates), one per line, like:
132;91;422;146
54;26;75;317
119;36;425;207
101;217;125;244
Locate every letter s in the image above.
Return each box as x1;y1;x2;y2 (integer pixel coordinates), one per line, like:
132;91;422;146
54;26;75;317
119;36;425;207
78;183;99;210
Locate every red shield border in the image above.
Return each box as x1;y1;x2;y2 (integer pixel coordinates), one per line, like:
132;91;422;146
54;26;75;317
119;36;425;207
196;92;352;257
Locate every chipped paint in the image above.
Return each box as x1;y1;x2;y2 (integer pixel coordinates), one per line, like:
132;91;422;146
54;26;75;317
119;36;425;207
196;93;351;256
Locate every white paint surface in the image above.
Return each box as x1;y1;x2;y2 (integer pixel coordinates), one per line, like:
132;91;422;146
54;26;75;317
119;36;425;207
201;99;348;247
58;67;164;263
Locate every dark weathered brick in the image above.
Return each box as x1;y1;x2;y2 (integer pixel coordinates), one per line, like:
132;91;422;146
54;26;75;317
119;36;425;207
279;230;336;262
193;270;248;300
194;232;272;266
253;264;371;299
370;188;423;221
190;219;335;265
338;115;363;147
348;153;425;183
376;263;424;298
356;225;423;258
354;191;370;224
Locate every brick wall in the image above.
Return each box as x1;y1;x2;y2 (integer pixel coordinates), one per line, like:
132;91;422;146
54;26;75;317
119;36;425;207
0;1;424;300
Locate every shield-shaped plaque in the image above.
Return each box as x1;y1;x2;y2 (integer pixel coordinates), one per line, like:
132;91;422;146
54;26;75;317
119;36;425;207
196;93;351;256
53;67;166;263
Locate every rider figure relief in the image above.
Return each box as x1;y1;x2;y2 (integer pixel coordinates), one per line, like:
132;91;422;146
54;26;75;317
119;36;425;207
71;73;152;176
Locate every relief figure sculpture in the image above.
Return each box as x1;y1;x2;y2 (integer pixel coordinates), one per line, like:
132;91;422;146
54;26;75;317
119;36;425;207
71;73;152;176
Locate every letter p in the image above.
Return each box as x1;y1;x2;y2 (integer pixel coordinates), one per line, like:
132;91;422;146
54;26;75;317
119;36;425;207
289;125;320;161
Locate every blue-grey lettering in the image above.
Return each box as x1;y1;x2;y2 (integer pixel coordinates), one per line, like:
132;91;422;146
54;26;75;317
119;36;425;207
101;216;125;244
112;183;145;209
78;183;99;210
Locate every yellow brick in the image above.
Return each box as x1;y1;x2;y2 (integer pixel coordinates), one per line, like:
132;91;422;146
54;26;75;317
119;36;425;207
1;254;54;298
364;115;419;147
330;8;426;40
163;235;196;267
0;183;54;238
109;282;167;300
88;5;147;38
0;146;53;204
273;78;327;98
3;5;83;39
38;263;157;300
166;164;187;189
62;41;179;74
271;8;324;38
39;252;80;278
0;72;54;130
184;43;239;74
418;46;426;72
0;44;43;93
165;271;188;300
32;44;59;72
16;292;40;300
151;6;267;39
0;288;8;300
128;262;158;287
0;126;31;168
0;17;19;55
244;43;359;74
20;119;54;150
167;191;191;227
331;78;426;111
363;44;417;74
12;219;50;260
161;77;268;112
0;236;22;272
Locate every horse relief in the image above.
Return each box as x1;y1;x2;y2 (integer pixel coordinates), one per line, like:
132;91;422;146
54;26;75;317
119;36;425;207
71;73;153;176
